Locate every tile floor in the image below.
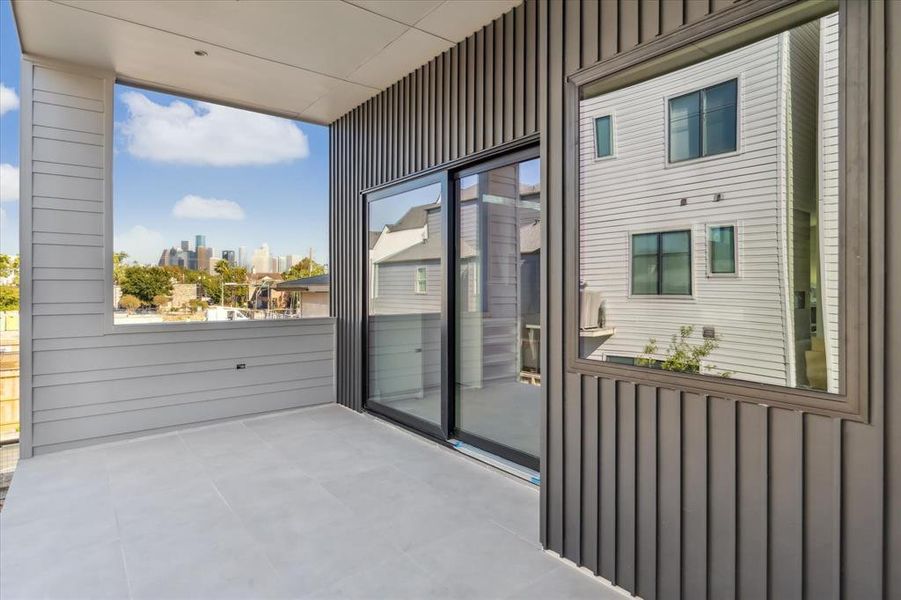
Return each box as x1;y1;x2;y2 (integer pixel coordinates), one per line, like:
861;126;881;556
0;404;626;600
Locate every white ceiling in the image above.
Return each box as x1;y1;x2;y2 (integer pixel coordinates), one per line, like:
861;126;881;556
12;0;520;124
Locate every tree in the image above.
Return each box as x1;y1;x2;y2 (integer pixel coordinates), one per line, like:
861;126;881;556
151;294;171;312
282;257;326;280
112;252;129;284
119;265;173;304
0;254;19;285
0;285;18;311
637;325;732;377
118;294;141;314
208;262;249;305
187;298;209;313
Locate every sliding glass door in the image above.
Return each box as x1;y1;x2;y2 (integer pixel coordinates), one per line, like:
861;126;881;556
365;175;446;436
364;148;539;468
454;155;540;467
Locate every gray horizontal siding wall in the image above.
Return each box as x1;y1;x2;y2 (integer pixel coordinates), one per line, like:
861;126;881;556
331;1;898;598
20;60;335;456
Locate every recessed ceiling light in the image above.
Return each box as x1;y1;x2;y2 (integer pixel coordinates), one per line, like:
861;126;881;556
194;50;208;57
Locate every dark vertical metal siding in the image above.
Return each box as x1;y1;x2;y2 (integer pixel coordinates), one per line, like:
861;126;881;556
332;1;540;410
330;1;897;598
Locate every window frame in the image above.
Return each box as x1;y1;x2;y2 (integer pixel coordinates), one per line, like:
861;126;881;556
103;80;334;334
371;263;379;299
564;0;880;422
628;228;694;297
593;113;616;160
706;223;739;277
666;78;740;164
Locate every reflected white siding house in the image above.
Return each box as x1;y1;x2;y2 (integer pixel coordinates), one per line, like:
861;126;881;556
579;15;839;392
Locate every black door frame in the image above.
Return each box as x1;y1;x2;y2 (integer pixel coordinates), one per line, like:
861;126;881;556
362;170;449;442
362;141;541;470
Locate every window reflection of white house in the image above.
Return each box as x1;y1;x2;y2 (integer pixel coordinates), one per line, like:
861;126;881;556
367;169;542;448
578;15;839;393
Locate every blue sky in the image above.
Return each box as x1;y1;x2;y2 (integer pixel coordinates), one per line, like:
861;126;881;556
0;0;330;265
0;0;19;255
113;85;330;266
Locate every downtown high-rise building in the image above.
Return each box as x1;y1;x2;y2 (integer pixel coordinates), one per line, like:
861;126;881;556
238;246;247;269
197;246;211;272
277;256;287;272
195;235;206;249
252;243;270;274
221;250;236;266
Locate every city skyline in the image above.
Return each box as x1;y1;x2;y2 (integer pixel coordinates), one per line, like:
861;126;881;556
153;232;323;273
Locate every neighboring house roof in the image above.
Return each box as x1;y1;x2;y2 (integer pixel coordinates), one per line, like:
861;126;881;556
248;273;283;282
276;273;330;291
385;201;438;232
375;236;477;264
520;183;540;197
378;219;540;265
369;231;381;249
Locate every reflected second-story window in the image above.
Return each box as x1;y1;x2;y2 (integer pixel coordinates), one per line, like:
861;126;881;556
631;230;692;296
415;266;428;294
669;79;737;162
709;225;736;274
594;115;613;158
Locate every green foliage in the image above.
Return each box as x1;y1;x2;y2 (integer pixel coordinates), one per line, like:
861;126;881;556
637;325;731;377
205;262;249;305
112;252;129;284
119;265;173;304
0;254;19;285
118;294;142;313
0;254;19;310
0;285;18;311
187;298;209;313
282;258;326;281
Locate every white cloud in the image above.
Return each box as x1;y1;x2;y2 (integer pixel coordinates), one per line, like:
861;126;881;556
172;194;245;221
114;225;166;266
0;83;18;116
117;91;309;166
0;164;18;203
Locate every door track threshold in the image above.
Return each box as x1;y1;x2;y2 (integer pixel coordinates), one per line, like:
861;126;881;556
449;439;540;485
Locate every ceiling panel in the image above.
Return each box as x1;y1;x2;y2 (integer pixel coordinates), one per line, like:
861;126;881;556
55;0;408;79
346;0;445;27
14;0;522;124
348;28;452;89
415;0;519;41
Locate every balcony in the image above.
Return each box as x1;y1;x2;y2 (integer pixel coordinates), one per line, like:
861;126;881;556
0;404;624;599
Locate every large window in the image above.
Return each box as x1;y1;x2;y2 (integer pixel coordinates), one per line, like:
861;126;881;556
573;9;860;406
112;84;329;326
668;79;737;162
631;230;692;296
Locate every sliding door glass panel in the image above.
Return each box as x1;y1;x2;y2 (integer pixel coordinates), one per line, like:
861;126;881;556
455;157;540;458
367;182;443;426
